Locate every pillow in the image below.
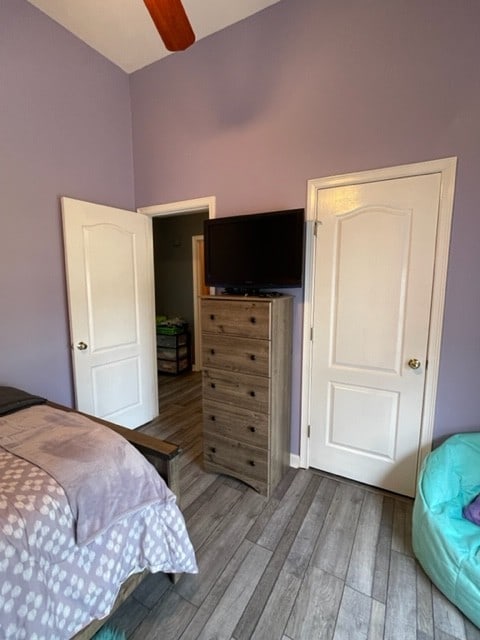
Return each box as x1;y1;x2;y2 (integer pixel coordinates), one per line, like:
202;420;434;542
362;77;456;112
463;494;480;525
0;386;46;416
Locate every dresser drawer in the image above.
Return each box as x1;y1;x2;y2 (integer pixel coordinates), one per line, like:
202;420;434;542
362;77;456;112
156;333;188;348
201;299;270;338
203;368;269;413
157;345;189;361
157;357;189;374
203;399;268;449
202;334;270;376
203;432;268;491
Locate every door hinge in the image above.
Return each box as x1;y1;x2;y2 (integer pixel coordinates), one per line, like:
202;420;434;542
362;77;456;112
314;220;323;236
307;424;311;438
310;327;314;341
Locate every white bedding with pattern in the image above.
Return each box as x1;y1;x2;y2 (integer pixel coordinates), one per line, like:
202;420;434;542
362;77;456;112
0;406;197;640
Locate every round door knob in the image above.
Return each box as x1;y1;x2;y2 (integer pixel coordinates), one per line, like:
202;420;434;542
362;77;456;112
408;358;421;370
77;341;88;351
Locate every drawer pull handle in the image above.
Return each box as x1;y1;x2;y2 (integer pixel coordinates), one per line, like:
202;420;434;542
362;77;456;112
248;460;255;466
210;415;216;422
249;391;256;397
250;316;256;324
250;354;256;361
211;383;216;389
210;314;215;320
210;348;215;355
249;426;256;432
210;447;217;453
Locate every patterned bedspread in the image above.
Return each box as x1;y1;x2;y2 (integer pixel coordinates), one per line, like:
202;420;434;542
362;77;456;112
0;409;197;640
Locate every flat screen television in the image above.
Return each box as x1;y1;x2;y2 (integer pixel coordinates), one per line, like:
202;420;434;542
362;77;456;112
203;208;305;294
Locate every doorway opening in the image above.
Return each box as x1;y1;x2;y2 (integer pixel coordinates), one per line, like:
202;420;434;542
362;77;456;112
138;196;215;376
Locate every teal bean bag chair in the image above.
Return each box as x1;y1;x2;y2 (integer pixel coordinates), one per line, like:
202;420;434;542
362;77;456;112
412;432;480;629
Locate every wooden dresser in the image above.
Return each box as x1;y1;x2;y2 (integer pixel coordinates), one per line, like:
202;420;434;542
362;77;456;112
201;294;293;497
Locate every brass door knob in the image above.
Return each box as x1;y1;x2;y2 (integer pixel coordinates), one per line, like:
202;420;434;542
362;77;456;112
408;358;421;370
76;341;88;351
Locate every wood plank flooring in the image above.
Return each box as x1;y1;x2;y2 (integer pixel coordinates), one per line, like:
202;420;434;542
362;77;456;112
102;371;480;640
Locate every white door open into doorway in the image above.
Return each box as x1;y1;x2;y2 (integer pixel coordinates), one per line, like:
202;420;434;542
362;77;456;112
300;158;456;497
62;196;215;428
61;197;158;428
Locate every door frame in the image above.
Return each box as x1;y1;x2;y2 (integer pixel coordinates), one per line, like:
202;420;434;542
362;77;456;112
138;195;216;371
191;234;208;371
299;158;457;480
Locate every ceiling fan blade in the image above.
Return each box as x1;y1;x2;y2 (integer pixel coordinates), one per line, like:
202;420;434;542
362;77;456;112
143;0;195;51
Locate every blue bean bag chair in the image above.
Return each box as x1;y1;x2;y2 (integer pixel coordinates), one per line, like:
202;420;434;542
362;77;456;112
412;432;480;629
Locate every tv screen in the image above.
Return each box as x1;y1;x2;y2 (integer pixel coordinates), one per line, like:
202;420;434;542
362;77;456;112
204;208;305;293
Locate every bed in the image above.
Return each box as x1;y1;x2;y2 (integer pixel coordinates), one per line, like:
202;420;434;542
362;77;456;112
0;386;198;640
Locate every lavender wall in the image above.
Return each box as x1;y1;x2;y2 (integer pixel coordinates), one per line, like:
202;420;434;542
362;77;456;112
130;0;480;450
0;0;134;405
2;0;479;453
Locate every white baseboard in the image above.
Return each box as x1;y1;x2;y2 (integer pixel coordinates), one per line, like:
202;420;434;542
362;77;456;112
290;453;301;468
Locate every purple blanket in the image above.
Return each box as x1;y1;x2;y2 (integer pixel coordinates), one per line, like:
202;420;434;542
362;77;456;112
0;405;173;544
0;404;197;639
463;493;480;525
0;445;197;639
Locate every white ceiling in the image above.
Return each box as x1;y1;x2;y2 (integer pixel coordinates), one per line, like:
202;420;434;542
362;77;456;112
26;0;282;74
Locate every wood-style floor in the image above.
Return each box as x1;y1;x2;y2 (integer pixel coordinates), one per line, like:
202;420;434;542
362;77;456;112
103;371;480;640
